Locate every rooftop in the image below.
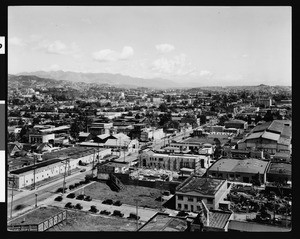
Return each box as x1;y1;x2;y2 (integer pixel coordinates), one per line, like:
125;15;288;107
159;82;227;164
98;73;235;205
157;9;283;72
267;162;291;176
138;213;188;232
209;158;269;174
202;210;232;229
228;220;290;232
176;176;226;196
10;158;62;175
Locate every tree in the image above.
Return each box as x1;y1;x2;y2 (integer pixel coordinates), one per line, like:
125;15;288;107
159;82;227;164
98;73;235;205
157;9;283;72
19;126;29;143
264;110;273;122
158;103;168;112
199;115;206;125
70;121;81;140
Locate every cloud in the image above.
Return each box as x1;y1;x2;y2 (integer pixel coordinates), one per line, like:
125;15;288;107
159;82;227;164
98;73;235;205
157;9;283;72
152;54;213;79
120;46;134;60
36;40;81;58
8;37;26;46
47;40;67;54
241;54;248;58
155;43;175;53
93;46;134;62
152;54;194;75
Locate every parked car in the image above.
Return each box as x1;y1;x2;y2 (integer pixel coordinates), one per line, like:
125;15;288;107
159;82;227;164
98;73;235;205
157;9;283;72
113;200;122;206
128;213;140;220
102;199;113;205
75;203;83;210
54;196;63;202
100;210;111;215
89;205;99;213
76;194;85;200
56;187;67;193
84;196;92;201
67;193;76;199
112;210;124;217
65;202;73;208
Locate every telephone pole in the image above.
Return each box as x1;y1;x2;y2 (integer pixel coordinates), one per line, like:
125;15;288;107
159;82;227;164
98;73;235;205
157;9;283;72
62;158;69;195
10;176;15;219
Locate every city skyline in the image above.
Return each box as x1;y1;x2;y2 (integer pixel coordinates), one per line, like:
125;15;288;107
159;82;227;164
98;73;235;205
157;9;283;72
8;6;291;86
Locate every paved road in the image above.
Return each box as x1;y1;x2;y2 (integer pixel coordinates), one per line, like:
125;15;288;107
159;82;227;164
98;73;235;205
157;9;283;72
7;167;93;219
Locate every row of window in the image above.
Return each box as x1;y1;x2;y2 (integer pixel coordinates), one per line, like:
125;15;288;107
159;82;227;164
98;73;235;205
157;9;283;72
177;203;201;211
177;195;213;204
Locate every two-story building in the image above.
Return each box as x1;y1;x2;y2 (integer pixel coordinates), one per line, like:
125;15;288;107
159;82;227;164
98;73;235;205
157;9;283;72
175;176;230;212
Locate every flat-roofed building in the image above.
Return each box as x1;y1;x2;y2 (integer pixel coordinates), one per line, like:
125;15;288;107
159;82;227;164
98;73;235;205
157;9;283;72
8;147;111;189
267;162;291;185
138;213;189;232
207;158;270;184
224;120;248;130
139;150;204;171
175;176;230;211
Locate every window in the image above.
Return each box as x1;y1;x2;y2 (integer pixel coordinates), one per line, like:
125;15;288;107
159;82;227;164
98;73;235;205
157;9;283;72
229;174;234;179
187;196;194;202
212;173;216;177
197;197;202;202
207;198;213;204
177;195;183;200
196;206;201;211
178;203;182;209
184;204;188;209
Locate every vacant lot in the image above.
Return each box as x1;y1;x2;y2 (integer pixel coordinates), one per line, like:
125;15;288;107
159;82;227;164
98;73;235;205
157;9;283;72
48;210;137;231
8;206;63;226
78;181;163;209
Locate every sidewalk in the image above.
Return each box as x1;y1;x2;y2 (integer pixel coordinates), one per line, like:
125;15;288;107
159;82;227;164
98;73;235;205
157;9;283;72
7;166;92;203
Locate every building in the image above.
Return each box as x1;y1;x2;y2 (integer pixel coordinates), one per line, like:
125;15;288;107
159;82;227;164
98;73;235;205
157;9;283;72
224;119;248;130
238;120;292;155
175;176;230;211
266;162;291;185
140;128;164;142
207;158;270;184
88;122;113;136
139;150;205;171
29;132;55;144
97;161;130;180
228;220;290;232
8;147;111;189
190;209;233;232
138;212;189;232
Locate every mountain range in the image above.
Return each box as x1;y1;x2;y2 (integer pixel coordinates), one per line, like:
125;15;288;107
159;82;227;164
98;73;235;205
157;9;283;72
9;70;291;91
17;71;181;89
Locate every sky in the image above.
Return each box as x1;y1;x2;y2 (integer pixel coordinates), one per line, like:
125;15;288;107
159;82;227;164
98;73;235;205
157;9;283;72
8;6;291;86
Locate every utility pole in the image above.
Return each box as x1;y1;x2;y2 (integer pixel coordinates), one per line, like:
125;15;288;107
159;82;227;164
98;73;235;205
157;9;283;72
35;192;38;208
10;176;15;219
62;159;69;195
92;149;95;177
33;155;36;190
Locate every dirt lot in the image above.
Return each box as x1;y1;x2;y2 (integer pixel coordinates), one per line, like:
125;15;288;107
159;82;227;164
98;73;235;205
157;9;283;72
77;181;164;209
48;210;137;231
8;206;63;225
